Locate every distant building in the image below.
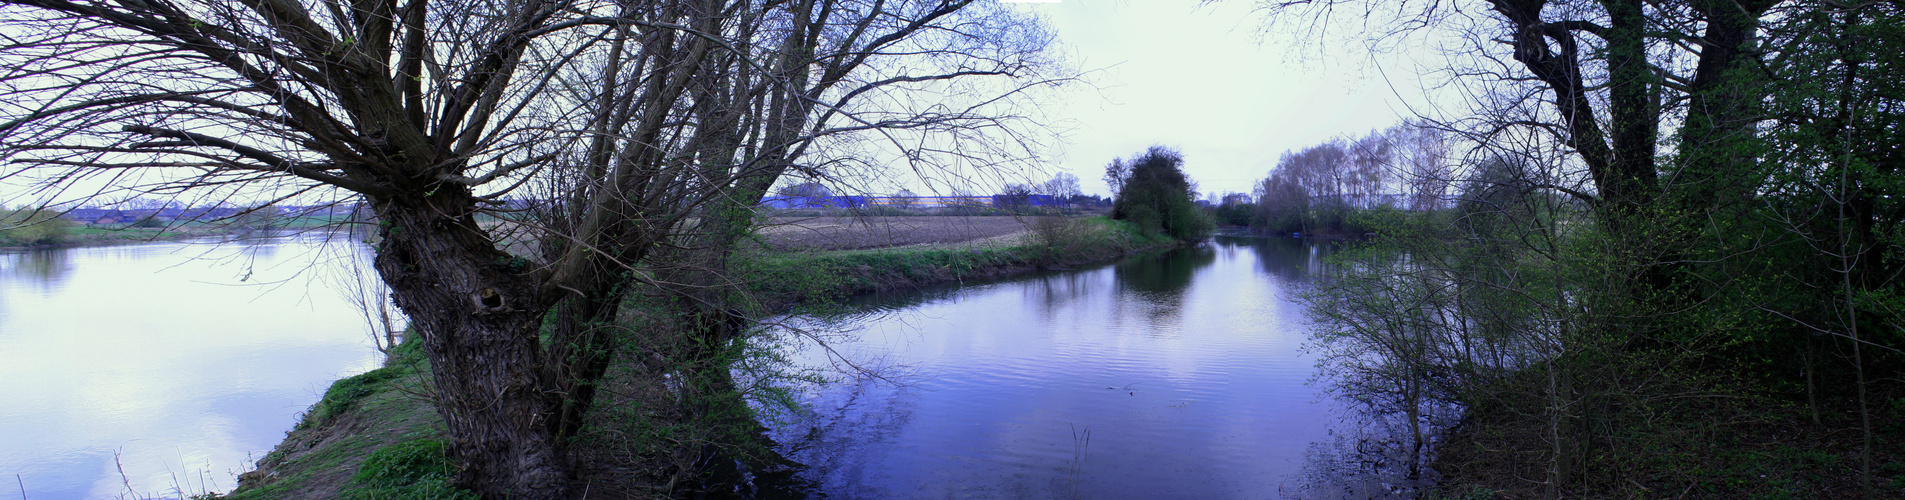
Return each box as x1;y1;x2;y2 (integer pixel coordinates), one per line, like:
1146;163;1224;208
760;195;870;209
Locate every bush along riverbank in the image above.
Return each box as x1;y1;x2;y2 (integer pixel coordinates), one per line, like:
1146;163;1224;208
0;211;226;249
224;216;1177;499
1303;203;1905;499
1;208;358;250
739;215;1176;307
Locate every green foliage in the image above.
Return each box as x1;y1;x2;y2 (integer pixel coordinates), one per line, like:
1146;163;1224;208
0;209;73;246
299;366;400;429
1107;146;1213;241
339;439;479;500
130;215;165;228
1211;202;1253;227
298;339;428;430
1027;215;1094;264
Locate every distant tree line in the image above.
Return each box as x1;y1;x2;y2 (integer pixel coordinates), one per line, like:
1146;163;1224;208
1250;121;1451;236
766;172;1107;214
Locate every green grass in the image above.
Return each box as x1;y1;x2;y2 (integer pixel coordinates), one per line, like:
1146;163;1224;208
738;216;1171;306
297;361;402;430
338;439;479;500
223;339;459;499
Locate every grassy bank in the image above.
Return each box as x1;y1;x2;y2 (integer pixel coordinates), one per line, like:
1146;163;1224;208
740;216;1174;307
1;215;355;250
224;216;1173;498
223;339;461;499
9;226;236;250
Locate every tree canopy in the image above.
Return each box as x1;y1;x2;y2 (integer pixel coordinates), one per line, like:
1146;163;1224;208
1109;146;1212;241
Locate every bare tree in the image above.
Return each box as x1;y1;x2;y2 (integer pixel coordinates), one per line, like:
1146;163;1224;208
1392;121;1453;211
1103;157;1131;195
0;0;1063;497
1347;129;1393;208
1041;171;1082;201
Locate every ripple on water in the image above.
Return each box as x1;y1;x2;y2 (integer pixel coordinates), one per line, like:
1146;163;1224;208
772;238;1367;499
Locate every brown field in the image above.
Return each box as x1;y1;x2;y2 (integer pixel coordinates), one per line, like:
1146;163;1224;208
757;216;1037;251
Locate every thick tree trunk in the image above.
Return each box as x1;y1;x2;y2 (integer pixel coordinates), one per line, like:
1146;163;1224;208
1675;0;1776;214
370;193;570;499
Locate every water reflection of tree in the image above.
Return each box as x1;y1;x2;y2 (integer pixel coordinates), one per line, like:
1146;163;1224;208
14;247;72;287
771;372;919;499
842;281;968;316
1024;271;1100;322
1243;236;1330;284
1288;400;1460;499
1111;244;1216;327
232;231;280;260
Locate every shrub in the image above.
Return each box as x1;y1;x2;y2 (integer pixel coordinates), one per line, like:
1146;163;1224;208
0;209;73;246
340;439;479;500
298;366;399;429
1212;202;1254;227
1107;146;1213;242
1029;216;1093;264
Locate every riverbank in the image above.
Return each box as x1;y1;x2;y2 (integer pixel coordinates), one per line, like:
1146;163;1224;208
0;219;351;251
1428;368;1905;498
0;226;225;250
223;216;1177;499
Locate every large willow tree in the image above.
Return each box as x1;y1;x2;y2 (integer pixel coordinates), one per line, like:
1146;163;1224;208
0;0;1060;497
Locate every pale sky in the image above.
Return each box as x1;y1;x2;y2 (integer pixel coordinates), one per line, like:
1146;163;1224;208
1007;0;1424;198
3;0;1437;207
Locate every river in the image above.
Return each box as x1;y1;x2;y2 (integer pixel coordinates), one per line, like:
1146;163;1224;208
1;234;1419;500
0;232;387;499
765;236;1416;499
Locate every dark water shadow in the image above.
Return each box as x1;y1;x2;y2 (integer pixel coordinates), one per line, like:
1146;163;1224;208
754;375;919;499
1108;242;1215;329
1285;397;1463;499
1231;234;1336;284
6;246;73;288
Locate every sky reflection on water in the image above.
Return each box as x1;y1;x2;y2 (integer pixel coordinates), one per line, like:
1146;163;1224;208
0;234;385;499
770;237;1372;499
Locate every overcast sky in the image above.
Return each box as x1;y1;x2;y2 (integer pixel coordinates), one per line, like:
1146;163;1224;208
1005;0;1423;198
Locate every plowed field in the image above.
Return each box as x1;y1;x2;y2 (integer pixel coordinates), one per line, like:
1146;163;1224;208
757;216;1034;251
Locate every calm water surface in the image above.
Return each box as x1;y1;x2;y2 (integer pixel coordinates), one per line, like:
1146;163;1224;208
0;233;386;499
0;233;1402;499
770;236;1379;499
